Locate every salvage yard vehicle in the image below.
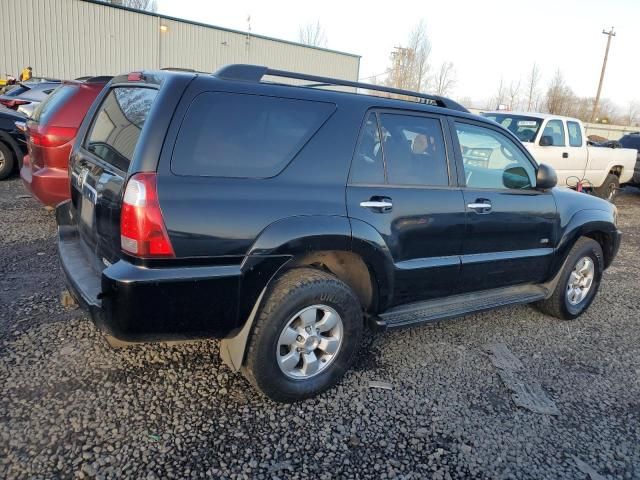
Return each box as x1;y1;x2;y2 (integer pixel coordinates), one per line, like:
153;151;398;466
57;65;621;402
482;112;637;201
0;81;60;116
21;76;111;207
0;106;27;179
618;132;640;185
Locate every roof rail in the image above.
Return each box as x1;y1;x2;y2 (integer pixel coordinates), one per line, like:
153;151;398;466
213;64;468;113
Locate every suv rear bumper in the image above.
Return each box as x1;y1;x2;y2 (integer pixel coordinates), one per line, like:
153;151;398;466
57;201;242;342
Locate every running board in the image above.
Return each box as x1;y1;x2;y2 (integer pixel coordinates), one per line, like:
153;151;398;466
377;285;548;329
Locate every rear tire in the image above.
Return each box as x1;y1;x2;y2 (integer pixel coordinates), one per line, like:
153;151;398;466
0;142;15;180
242;268;363;403
593;173;619;202
535;237;603;320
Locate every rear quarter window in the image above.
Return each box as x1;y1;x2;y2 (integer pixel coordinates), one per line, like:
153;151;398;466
31;85;78;125
85;87;158;172
171;92;335;178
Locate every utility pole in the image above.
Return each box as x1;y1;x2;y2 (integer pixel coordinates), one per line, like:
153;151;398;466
590;27;616;123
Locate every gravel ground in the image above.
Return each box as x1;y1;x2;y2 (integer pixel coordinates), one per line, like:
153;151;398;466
1;176;639;479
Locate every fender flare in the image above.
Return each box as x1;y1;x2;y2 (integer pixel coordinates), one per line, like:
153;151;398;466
220;215;396;371
551;208;618;276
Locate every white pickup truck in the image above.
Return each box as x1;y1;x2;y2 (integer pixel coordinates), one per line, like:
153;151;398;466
482;112;637;201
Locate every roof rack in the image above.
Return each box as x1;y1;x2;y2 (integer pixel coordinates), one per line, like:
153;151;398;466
214;64;468;113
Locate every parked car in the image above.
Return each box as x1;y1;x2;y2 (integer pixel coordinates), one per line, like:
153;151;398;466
618;132;640;185
482;112;637;201
57;66;621;402
0;81;61;115
0;106;27;179
21;77;111;207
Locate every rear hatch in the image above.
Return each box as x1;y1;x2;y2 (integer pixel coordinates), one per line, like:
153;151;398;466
69;77;161;268
26;84;80;170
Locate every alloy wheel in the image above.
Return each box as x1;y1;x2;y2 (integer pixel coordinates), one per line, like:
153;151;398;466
566;256;595;305
276;304;344;379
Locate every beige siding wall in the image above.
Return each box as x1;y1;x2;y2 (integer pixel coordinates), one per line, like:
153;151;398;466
0;0;359;81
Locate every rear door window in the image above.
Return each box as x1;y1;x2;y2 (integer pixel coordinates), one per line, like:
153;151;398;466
31;85;78;125
379;113;449;186
171;92;335;178
85;87;158;172
567;121;583;147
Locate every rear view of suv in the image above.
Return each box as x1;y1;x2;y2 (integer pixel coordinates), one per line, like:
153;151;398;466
57;65;620;402
21;77;111;207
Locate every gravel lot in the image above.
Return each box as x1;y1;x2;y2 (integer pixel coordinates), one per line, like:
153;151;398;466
1;176;639;479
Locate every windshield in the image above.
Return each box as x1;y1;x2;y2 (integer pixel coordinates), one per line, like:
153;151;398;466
482;114;542;143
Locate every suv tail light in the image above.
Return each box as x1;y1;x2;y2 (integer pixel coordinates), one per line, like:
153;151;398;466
29;126;77;148
120;173;175;258
0;99;29;109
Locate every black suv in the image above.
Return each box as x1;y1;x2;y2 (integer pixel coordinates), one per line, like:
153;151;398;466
58;65;621;402
619;132;640;185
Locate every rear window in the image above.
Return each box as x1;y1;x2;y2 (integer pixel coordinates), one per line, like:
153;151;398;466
4;85;29;97
31;85;78;124
85;87;158;172
171;92;335;178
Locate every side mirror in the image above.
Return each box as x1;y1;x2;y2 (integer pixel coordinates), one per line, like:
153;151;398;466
503;166;532;189
536;163;557;190
539;135;553;146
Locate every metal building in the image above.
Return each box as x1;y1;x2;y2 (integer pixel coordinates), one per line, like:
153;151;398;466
0;0;360;81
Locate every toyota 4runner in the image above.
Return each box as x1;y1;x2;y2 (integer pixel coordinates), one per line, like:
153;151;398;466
57;65;621;402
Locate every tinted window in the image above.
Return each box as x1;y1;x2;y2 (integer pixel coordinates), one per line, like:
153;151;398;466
455;122;536;190
172;92;335;178
567;121;583;147
350;112;385;184
378;113;448;186
619;135;640;150
85;87;157;171
31;85;78;125
541;119;565;146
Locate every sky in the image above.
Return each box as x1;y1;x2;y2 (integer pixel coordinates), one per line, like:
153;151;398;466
156;0;639;109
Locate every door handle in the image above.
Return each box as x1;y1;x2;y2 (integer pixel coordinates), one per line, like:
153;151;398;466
562;152;569;158
360;199;393;212
467;201;492;213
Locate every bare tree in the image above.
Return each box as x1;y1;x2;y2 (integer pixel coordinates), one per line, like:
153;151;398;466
105;0;157;11
626;101;640;126
492;77;506;109
433;62;456;96
384;21;431;93
545;69;574;115
525;63;541;111
507;79;521;111
298;21;327;48
456;96;473;108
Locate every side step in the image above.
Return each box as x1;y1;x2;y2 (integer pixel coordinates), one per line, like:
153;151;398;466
378;285;548;329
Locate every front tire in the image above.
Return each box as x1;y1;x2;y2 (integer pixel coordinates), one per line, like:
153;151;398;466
593;173;619;202
535;237;603;320
242;268;363;403
0;142;15;180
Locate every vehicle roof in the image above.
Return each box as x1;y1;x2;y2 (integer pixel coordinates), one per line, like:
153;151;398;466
111;68;490;125
482;111;582;122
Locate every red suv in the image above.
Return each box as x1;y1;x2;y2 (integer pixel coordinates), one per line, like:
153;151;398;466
21;77;111;207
